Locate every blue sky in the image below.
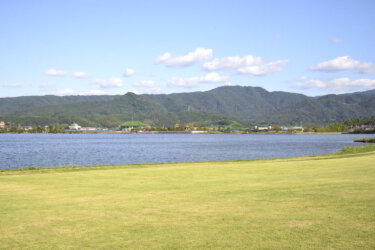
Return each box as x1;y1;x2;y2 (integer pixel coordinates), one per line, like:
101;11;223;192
1;0;375;97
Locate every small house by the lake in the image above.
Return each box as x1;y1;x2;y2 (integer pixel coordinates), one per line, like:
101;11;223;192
69;123;81;130
120;121;145;132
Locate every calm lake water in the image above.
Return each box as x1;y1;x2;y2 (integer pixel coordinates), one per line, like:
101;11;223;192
0;134;374;169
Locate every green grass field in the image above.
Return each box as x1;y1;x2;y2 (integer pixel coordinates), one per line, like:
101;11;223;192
1;146;375;249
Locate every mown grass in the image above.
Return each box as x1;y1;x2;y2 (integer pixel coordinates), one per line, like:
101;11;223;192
1;146;375;249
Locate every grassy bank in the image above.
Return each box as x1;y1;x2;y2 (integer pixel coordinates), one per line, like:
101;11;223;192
1;146;375;249
354;137;375;143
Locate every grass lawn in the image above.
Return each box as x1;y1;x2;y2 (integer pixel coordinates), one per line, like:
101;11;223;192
1;146;375;249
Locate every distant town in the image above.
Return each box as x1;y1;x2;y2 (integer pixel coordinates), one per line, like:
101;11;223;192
1;118;374;134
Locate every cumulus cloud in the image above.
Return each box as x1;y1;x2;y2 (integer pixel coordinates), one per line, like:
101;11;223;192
312;56;375;74
93;78;123;88
203;55;288;76
237;60;287;75
223;82;238;86
38;83;57;89
123;68;137;77
83;89;108;95
168;72;228;87
72;72;89;78
141;87;164;94
297;77;375;91
48;88;77;95
45;68;65;76
132;80;157;88
131;80;164;94
1;83;24;88
46;88;108;96
330;38;344;44
155;48;213;68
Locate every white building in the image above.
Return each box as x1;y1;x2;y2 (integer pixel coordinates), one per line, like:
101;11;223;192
191;130;207;134
256;126;271;131
24;126;33;131
80;127;97;131
69;123;81;130
291;126;304;132
121;125;133;132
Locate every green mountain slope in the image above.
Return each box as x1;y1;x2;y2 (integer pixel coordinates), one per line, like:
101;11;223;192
1;86;375;127
0;95;117;116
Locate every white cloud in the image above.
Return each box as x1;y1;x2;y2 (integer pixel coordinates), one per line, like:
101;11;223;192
123;68;137;77
131;80;164;94
93;78;123;88
204;56;262;70
38;83;57;89
223;82;238;86
45;68;65;76
48;88;77;95
82;89;107;95
155;48;213;68
297;77;375;91
1;83;24;88
203;55;287;76
312;56;375;74
168;72;228;87
330;38;344;44
237;60;287;75
133;80;157;88
141;87;164;94
46;88;108;96
72;72;89;78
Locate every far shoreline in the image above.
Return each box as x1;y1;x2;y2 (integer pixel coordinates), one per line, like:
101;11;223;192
0;131;350;135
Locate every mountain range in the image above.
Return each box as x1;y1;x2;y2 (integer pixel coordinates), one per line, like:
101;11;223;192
1;86;375;127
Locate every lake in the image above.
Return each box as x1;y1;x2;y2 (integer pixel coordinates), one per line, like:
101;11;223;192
0;133;374;169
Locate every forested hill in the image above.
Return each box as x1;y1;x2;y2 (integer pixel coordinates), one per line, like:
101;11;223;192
1;86;375;127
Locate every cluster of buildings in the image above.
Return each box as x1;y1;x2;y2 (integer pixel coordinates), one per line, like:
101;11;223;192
9;120;375;134
253;125;304;132
0;121;50;133
1;121;110;133
347;125;375;133
67;123;108;132
118;123;305;134
1;120;31;130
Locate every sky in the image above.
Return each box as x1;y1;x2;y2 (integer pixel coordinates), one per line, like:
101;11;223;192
1;0;375;97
